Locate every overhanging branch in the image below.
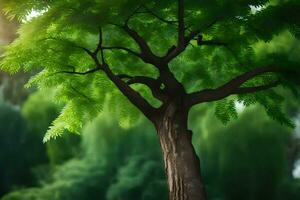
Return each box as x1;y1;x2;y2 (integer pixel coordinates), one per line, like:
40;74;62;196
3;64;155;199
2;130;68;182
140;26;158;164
186;66;282;106
233;80;281;95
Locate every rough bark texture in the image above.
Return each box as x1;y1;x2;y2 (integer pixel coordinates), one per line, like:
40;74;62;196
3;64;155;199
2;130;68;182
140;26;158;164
156;103;207;200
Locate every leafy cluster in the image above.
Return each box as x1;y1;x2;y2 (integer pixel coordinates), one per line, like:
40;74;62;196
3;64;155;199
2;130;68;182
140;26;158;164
1;0;299;139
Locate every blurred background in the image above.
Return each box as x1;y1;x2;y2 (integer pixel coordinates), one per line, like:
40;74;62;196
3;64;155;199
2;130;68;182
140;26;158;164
1;12;300;200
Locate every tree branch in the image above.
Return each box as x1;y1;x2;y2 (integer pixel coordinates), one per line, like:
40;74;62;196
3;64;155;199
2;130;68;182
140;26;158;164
196;35;228;47
124;4;144;25
40;37;95;57
70;85;94;102
139;5;178;25
122;24;159;65
91;28;158;121
185;19;218;45
233;80;281;95
54;67;101;76
53;27;159;122
178;0;185;47
97;27;106;65
117;74;167;102
95;27;103;55
101;64;158;121
186;66;282;106
102;46;141;58
163;14;219;63
127;76;167;102
126;76;159;86
199;40;228;47
117;74;133;79
124;4;177;26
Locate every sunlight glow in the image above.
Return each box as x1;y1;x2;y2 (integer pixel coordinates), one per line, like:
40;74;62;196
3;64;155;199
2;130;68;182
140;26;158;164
23;9;47;23
293;160;300;178
235;101;246;113
294;114;300;138
250;5;265;14
292;115;300;179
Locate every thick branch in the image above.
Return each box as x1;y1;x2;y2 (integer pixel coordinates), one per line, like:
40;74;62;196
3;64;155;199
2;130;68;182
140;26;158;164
117;74;133;79
164;45;186;63
127;76;167;102
127;76;159;86
234;80;281;95
178;0;185;47
122;24;159;65
117;74;167;102
93;29;158;121
163;16;218;63
161;0;186;63
158;66;186;95
196;35;228;47
114;13;186;94
186;66;282;106
101;64;158;121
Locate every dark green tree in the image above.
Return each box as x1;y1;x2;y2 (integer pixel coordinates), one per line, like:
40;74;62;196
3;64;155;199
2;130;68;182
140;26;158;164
1;0;299;199
0;101;27;196
2;110;167;200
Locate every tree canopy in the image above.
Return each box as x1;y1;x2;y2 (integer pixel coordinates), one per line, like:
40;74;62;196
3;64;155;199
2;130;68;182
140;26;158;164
1;0;299;141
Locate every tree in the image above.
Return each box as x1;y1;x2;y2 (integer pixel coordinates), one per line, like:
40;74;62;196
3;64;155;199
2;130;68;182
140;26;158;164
1;0;299;199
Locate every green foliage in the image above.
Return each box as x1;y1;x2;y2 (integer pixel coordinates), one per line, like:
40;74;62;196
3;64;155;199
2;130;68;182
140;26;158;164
106;156;167;200
2;110;167;200
3;102;300;200
0;88;82;197
1;0;299;139
194;106;299;200
22;89;59;133
21;90;81;165
215;99;238;124
0;100;28;196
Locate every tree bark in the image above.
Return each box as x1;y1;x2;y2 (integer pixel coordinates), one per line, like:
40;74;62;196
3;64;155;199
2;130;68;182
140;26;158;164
156;103;207;200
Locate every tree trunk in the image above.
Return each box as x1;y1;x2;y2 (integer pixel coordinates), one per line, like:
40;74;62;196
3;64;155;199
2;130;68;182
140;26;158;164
156;104;207;200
